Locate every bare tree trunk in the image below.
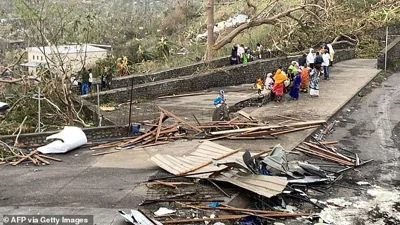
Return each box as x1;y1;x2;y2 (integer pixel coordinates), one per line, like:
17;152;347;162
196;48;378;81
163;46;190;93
205;0;215;60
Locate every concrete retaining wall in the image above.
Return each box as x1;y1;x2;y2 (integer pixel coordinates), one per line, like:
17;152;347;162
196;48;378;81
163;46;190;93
86;49;355;104
92;50;282;90
0;125;129;146
377;36;400;70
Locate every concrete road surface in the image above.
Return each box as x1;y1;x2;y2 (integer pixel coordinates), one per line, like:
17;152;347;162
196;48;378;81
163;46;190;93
0;59;385;225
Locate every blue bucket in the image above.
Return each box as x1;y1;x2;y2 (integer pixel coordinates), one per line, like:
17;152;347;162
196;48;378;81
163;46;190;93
130;123;141;134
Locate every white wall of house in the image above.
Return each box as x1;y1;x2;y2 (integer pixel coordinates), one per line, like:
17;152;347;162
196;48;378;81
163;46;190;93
26;44;108;75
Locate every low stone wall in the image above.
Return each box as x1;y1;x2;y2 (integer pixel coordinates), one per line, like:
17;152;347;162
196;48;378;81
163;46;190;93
86;49;355;104
0;125;129;146
109;56;230;89
79;98;115;126
101;50;282;89
377;36;400;70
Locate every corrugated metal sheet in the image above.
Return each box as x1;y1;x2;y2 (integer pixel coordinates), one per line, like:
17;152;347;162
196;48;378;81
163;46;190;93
212;171;288;198
151;141;245;179
151;141;288;198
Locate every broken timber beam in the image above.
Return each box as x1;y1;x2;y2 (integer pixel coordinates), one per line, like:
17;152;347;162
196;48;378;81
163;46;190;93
11;150;38;166
159;106;202;132
155;111;165;142
303;142;353;162
210;120;325;136
177;148;241;175
270;125;319;135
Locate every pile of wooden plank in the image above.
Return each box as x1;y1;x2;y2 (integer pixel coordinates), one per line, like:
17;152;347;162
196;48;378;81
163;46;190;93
295;140;372;167
0;146;62;166
90;107;326;155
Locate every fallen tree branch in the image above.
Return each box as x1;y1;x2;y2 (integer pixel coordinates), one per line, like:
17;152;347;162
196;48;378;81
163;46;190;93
13;116;28;146
213;4;326;50
1;51;27;77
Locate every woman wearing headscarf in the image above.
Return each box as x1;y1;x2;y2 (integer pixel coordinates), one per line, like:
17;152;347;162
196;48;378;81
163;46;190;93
327;44;335;66
265;73;274;90
289;71;302;100
272;67;287;102
300;64;310;93
309;67;320;97
306;48;315;69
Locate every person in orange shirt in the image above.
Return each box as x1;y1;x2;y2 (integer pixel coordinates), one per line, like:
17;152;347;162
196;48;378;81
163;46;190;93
272;67;288;102
256;78;263;95
300;64;311;93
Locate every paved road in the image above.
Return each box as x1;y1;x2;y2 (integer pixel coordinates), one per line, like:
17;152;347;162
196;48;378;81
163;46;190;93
330;72;400;186
101;84;260;125
0;59;382;224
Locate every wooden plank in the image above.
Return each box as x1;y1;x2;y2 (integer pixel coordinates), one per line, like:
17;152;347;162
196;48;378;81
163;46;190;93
159;106;202;132
295;146;353;166
203;134;233;141
210;120;325;136
11;150;38;166
135;141;170;149
178;149;240;175
33;155;51;165
162;215;248;224
238;130;272;137
117;130;156;147
37;154;62;162
155;111;165;142
92;150;120;156
303;142;353;162
310;141;339;145
238;111;255;120
270;125;319;135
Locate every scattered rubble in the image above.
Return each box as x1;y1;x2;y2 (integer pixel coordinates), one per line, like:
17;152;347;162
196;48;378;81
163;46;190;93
112;117;376;225
91;106;325;155
0;126;87;166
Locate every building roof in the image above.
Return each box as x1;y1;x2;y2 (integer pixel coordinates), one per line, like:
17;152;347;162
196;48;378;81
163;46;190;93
27;44;107;55
20;61;42;68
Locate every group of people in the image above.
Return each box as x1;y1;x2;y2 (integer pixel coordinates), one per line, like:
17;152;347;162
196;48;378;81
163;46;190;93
71;67;113;95
230;43;263;65
257;43;335;102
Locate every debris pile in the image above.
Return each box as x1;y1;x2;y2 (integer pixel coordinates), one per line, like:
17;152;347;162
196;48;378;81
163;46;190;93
91;107;325;155
0;142;62;166
123;142;330;224
118;133;374;225
0;126;87;166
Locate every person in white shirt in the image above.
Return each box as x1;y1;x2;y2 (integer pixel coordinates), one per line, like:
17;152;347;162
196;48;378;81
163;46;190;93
326;44;335;66
255;43;263;59
322;50;331;80
306;48;315;69
237;44;245;63
88;68;93;92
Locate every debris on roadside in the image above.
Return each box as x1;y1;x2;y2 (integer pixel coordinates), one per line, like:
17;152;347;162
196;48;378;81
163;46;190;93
37;126;88;154
119;209;163;225
90;106;326;155
131;131;376;225
0;126;87;166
